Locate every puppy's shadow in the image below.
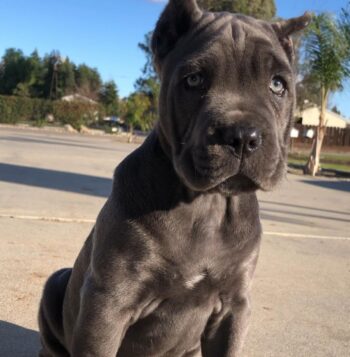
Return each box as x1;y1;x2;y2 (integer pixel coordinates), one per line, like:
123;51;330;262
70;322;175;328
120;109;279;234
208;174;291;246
0;321;40;356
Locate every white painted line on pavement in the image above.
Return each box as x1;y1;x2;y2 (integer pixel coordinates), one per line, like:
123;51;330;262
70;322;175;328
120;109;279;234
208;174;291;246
0;214;95;224
1;214;349;241
264;231;350;241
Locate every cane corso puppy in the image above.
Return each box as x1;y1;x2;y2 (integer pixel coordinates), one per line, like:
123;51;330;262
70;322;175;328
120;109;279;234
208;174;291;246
38;1;311;356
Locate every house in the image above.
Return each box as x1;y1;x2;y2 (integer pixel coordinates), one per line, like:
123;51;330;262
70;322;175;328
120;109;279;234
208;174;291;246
295;106;348;129
61;94;97;105
293;106;350;147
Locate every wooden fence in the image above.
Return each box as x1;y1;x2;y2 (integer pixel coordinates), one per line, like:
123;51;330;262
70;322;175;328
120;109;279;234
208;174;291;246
293;124;350;147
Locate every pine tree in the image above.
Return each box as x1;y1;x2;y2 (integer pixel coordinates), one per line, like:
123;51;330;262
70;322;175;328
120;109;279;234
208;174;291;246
99;81;119;116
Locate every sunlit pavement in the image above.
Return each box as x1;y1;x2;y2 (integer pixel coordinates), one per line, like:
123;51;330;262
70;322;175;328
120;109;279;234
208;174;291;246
1;126;349;356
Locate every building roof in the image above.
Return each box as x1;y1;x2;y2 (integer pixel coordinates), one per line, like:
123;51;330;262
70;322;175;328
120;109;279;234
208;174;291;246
61;94;97;104
296;107;348;129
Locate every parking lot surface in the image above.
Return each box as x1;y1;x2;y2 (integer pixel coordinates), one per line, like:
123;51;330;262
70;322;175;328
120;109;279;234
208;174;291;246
0;126;349;356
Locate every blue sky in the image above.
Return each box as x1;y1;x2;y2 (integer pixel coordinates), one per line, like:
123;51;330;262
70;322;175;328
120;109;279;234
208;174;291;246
0;0;349;118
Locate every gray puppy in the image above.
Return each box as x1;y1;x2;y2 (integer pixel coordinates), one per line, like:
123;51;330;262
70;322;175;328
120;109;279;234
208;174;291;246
38;1;311;356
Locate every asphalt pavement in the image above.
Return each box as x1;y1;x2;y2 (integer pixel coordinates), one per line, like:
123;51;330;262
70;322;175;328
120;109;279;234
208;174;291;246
0;126;349;356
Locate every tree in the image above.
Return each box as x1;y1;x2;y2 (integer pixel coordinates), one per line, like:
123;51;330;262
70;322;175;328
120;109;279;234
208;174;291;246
302;12;350;176
340;2;350;39
58;58;76;97
26;50;45;98
0;48;29;95
0;48;47;98
40;54;102;100
122;93;152;143
99;80;119;116
197;0;276;20
331;105;341;115
41;51;63;99
0;48;107;102
135;32;160;129
75;64;102;100
296;73;321;109
137;32;157;81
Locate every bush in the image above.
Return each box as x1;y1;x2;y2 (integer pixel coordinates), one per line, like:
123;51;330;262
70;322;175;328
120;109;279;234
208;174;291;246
0;96;15;123
52;101;103;130
31;99;53;123
0;95;103;129
0;95;52;124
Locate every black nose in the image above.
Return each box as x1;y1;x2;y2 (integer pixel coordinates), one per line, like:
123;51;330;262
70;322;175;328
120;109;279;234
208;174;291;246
212;126;262;157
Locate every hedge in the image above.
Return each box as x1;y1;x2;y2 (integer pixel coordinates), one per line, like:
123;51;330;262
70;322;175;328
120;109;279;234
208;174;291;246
0;95;104;130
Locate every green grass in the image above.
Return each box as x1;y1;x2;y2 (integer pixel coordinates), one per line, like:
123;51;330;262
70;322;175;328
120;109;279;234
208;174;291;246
288;158;350;173
288;149;350;173
289;152;350;165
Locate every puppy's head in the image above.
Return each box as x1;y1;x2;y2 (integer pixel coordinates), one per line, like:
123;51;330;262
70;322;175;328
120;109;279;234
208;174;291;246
152;0;311;194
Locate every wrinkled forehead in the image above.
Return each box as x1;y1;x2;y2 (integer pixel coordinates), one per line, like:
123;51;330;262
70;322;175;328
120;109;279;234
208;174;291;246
165;12;291;74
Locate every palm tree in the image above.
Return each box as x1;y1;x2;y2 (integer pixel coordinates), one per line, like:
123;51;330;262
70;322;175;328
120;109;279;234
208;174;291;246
302;12;350;176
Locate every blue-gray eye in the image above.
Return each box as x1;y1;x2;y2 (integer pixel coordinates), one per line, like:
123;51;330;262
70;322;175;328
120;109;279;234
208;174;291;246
270;76;286;96
186;73;203;88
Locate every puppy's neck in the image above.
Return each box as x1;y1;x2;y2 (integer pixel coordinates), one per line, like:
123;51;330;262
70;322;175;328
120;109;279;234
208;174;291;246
153;122;173;163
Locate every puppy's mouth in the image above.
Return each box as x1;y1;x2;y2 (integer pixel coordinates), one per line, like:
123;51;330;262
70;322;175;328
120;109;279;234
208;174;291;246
192;147;239;183
194;158;262;193
173;149;238;192
175;145;277;193
192;148;240;179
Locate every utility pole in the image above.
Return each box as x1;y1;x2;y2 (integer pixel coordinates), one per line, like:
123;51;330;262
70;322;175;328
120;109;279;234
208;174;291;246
49;55;63;99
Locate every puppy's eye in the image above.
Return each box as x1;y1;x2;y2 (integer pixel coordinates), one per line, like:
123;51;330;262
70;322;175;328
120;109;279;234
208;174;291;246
185;73;204;88
270;76;287;96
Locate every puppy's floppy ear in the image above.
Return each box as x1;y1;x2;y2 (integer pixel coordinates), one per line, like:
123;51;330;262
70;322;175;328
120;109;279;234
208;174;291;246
272;12;312;61
151;0;202;72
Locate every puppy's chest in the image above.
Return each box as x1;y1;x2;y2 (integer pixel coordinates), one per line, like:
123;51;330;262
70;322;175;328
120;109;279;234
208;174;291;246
122;239;237;356
157;229;241;296
141;197;256;302
121;219;252;356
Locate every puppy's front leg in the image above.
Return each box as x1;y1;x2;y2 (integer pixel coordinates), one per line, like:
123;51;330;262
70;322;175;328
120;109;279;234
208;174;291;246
71;273;135;357
202;248;259;357
201;294;251;357
227;294;252;356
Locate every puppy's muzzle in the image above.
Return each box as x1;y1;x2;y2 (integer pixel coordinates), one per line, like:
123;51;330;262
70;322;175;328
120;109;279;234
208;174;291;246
207;125;262;159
